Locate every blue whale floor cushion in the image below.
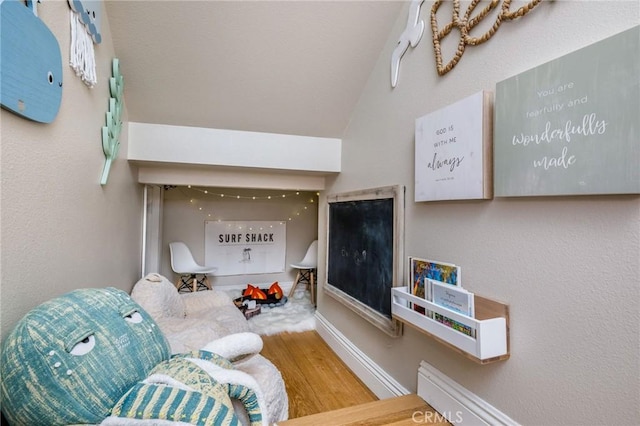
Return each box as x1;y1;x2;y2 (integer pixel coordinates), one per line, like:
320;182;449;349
0;287;265;425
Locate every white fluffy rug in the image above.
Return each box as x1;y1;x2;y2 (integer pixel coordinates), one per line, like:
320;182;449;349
226;288;316;336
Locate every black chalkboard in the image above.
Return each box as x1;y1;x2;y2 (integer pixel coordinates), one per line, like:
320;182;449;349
328;198;394;317
325;186;404;337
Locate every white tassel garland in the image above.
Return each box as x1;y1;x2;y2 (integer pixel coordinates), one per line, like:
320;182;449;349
69;10;97;88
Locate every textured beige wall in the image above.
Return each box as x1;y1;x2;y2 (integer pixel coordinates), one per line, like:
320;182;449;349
317;2;640;425
1;2;142;342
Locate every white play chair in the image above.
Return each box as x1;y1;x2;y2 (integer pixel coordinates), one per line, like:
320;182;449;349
169;241;218;292
288;240;318;304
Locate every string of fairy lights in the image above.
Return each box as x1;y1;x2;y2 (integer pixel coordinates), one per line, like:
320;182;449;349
169;185;319;222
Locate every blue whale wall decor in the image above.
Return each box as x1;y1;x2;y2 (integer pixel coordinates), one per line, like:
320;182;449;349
0;0;63;123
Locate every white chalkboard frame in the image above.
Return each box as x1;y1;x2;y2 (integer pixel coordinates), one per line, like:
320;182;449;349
325;185;405;337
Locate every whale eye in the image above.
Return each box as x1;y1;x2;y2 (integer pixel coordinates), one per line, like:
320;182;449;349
47;72;54;84
124;311;143;324
70;335;95;356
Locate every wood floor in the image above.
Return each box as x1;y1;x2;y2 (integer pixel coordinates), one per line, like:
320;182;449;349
260;330;377;418
261;330;448;425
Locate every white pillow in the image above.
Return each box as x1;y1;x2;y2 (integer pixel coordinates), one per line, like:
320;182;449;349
131;273;186;319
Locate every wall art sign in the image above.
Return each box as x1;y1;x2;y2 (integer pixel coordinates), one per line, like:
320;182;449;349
204;221;286;276
494;26;640;196
100;58;123;185
430;0;544;76
0;0;63;123
69;0;103;87
390;0;425;88
415;91;493;202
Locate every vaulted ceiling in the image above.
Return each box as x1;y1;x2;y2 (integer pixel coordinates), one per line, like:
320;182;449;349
105;1;405;139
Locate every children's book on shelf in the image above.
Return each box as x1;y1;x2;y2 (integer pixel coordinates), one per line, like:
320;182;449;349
427;279;476;338
433;312;476;338
409;257;461;315
429;279;474;317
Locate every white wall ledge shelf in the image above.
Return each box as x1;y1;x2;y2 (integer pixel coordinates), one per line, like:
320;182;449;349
391;287;510;364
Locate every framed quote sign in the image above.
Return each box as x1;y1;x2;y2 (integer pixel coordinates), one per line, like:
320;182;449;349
494;26;639;196
415;91;493;202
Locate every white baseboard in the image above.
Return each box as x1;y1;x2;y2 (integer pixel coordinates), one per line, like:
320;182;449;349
314;313;517;425
418;361;519;425
314;312;409;399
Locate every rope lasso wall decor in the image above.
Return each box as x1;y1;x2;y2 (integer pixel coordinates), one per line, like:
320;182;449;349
431;0;544;76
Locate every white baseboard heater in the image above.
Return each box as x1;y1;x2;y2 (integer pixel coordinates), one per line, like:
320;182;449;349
417;361;519;425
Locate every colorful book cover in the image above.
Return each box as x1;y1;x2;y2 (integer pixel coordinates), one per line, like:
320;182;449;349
433;312;476;338
410;257;461;315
